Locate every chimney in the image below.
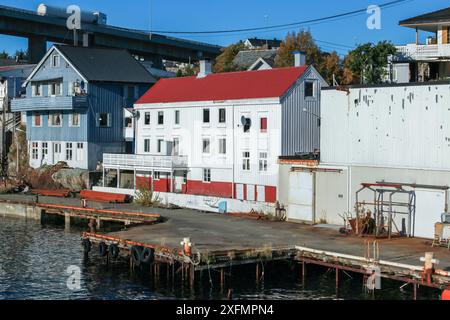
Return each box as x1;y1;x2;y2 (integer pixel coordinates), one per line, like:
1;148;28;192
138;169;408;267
198;59;212;78
294;51;306;67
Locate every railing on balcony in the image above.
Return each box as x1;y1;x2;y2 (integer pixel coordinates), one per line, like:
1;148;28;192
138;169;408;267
11;95;88;112
395;44;450;61
103;153;188;170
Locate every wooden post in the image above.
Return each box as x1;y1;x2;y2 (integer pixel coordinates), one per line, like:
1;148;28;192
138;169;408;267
415;28;419;45
413;283;417;300
335;268;339;289
256;263;260;283
220;268;225;292
189;265;195;289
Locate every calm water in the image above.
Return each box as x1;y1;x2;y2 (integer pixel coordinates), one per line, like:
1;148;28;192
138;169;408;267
0;217;440;300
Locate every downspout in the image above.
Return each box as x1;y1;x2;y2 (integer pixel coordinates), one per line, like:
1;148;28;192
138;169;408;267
232;104;235;199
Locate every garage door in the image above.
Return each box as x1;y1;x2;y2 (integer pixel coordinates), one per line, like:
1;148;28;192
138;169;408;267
288;172;314;222
414;189;446;239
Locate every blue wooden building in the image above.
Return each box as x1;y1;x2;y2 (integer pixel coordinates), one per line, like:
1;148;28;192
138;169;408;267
11;45;156;170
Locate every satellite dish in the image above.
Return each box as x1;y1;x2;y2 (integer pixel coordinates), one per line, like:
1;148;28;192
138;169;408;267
241;116;246;126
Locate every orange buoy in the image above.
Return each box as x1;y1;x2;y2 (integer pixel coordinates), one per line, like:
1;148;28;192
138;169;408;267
442;289;450;300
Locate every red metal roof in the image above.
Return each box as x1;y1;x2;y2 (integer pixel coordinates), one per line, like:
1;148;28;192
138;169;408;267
136;66;308;104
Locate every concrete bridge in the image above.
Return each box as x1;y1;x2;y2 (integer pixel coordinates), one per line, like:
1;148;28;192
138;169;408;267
0;5;222;67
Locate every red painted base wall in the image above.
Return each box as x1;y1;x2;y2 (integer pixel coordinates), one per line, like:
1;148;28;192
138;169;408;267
136;176;277;203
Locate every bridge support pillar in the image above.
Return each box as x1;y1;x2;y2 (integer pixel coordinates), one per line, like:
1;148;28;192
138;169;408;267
28;36;47;64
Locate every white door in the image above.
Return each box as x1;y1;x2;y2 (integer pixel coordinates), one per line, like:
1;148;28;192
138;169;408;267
236;184;244;200
247;185;255;201
288;172;314;223
257;186;265;202
414;189;446;239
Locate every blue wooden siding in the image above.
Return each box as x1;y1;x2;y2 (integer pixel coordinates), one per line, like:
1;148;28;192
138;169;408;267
27;110;88;141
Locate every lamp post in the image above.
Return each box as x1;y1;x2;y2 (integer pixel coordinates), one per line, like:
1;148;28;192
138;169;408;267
302;108;321;127
0;77;7;184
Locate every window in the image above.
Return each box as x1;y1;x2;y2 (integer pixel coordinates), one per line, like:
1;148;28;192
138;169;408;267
242;151;250;171
144;139;150;153
203;169;211;183
33;112;42;127
98;113;110;127
76;143;84;161
218;138;226;155
51;55;60;67
260;117;268;133
305;81;315;98
202;138;210;154
70;113;80;127
32;84;42;97
66;143;73;161
219;108;226;123
153;171;161;180
158;111;164;125
124;117;132;128
42;142;48;159
203;109;210;124
31;142;38;160
243;117;251;133
157;139;164;153
173;138;180;156
144;112;150;125
259;152;268;172
175;110;180;125
49;82;62;96
49;113;62;127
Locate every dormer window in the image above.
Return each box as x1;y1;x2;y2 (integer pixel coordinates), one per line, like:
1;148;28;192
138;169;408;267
51;55;60;68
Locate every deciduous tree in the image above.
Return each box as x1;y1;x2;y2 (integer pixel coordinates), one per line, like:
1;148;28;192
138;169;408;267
213;42;246;73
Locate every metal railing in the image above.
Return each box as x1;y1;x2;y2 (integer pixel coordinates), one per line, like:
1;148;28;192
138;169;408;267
103;153;188;169
395;44;450;60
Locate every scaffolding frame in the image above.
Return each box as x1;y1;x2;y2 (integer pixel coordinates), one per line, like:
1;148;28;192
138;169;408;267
355;183;416;239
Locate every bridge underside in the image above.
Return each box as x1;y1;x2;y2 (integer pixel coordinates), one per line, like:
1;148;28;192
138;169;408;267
0;6;221;65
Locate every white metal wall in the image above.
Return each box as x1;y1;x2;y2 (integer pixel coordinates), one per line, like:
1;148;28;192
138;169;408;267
321;83;450;170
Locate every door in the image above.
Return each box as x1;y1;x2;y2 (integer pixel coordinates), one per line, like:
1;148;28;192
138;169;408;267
247;185;255;201
414;189;446;239
236;184;244;200
288;171;315;223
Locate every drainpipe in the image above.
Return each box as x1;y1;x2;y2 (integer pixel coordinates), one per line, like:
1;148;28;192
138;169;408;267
232;104;235;199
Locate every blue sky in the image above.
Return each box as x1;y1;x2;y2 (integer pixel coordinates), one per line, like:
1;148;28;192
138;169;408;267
0;0;448;57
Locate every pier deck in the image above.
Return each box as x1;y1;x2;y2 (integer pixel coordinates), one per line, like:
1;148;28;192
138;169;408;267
1;193;449;290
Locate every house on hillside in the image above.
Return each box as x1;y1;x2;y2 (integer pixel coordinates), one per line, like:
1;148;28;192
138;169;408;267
233;49;277;71
391;6;450;82
95;52;327;214
11;45;156;170
244;38;282;50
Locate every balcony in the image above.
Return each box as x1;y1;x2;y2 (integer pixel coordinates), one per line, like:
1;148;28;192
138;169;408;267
11;95;88;112
395;44;450;61
103;153;188;171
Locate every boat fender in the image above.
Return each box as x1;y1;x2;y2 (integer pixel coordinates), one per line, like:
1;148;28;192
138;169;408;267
131;246;143;267
109;244;120;259
442;289;450;300
141;247;155;264
98;242;108;257
82;239;92;253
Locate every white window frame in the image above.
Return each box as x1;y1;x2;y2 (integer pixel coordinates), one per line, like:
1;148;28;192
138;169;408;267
42;142;48;160
157;111;164;125
218;138;226;155
203;169;211;183
69;113;80;127
49;82;62;96
242;151;250;171
203;108;210;124
259;151;268;172
218;108;226;124
31;142;39;160
174;110;180;125
304;80;316;99
32;112;42;127
144;112;151;126
153;171;161;180
157;139;164;153
66;142;73;161
173;138;180;156
97;113;111;128
53;143;62;160
202;138;211;154
51;54;60;68
144;138;151;153
49;113;63;127
32;83;42;97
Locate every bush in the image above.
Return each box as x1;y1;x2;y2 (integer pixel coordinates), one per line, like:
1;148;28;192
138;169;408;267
134;185;159;207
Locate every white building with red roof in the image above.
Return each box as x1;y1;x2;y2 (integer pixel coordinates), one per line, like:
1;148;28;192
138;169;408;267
96;53;327;214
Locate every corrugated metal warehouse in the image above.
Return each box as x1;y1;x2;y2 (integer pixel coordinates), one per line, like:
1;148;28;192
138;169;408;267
280;82;450;239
